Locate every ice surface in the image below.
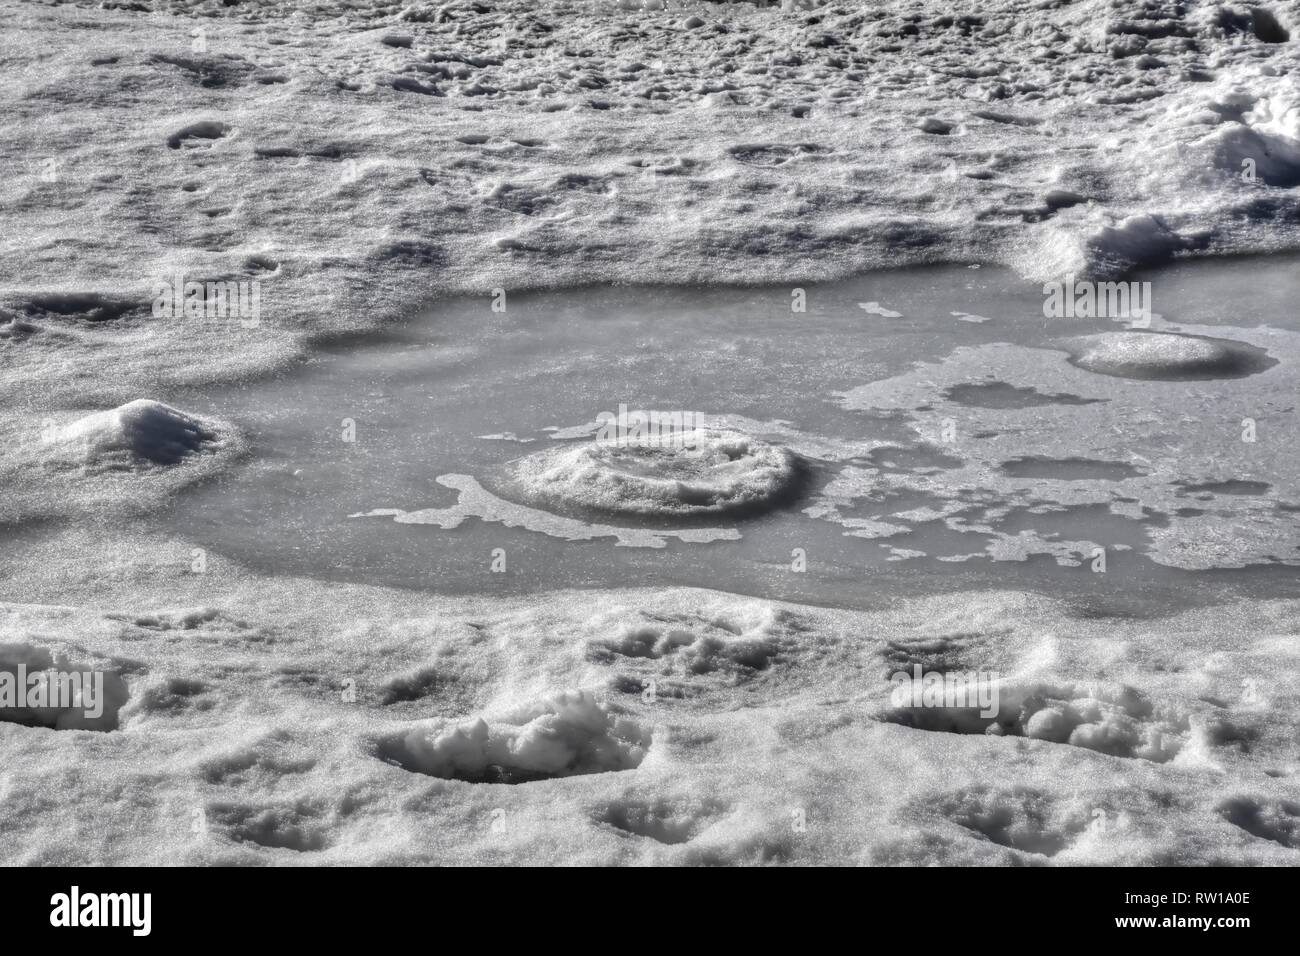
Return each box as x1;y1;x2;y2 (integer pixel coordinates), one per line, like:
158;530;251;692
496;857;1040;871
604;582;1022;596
130;258;1300;597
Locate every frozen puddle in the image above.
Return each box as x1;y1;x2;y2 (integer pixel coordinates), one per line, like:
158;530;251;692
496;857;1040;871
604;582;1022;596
156;255;1300;610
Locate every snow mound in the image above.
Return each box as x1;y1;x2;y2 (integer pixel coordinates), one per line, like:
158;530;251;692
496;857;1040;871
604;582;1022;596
510;426;803;519
0;399;239;523
884;681;1190;763
1066;331;1275;380
377;690;651;784
1206;93;1300;188
0;643;130;732
1018;215;1199;281
1210;124;1300;188
53;400;219;469
1083;215;1200;277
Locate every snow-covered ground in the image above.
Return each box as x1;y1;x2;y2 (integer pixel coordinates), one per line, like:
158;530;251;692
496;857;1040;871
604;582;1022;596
4;0;1300;410
2;0;1300;864
4;527;1299;864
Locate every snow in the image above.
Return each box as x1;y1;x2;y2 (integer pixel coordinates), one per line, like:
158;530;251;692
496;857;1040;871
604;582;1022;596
0;400;240;523
2;529;1299;864
1206;91;1300;187
378;690;652;783
1067;330;1275;379
859;301;903;318
508;425;803;517
2;0;1300;866
54;400;219;468
5;0;1300;415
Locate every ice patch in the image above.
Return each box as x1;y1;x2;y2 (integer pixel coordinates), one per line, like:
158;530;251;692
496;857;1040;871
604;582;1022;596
834;325;1300;570
859;301;903;318
353;474;740;549
596;794;731;845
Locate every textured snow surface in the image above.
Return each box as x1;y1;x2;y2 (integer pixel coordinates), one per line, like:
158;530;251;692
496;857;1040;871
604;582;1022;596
3;0;1300;410
2;530;1299;865
3;0;1300;865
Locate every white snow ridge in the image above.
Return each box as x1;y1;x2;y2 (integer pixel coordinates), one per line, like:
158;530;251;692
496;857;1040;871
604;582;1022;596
3;0;1300;878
